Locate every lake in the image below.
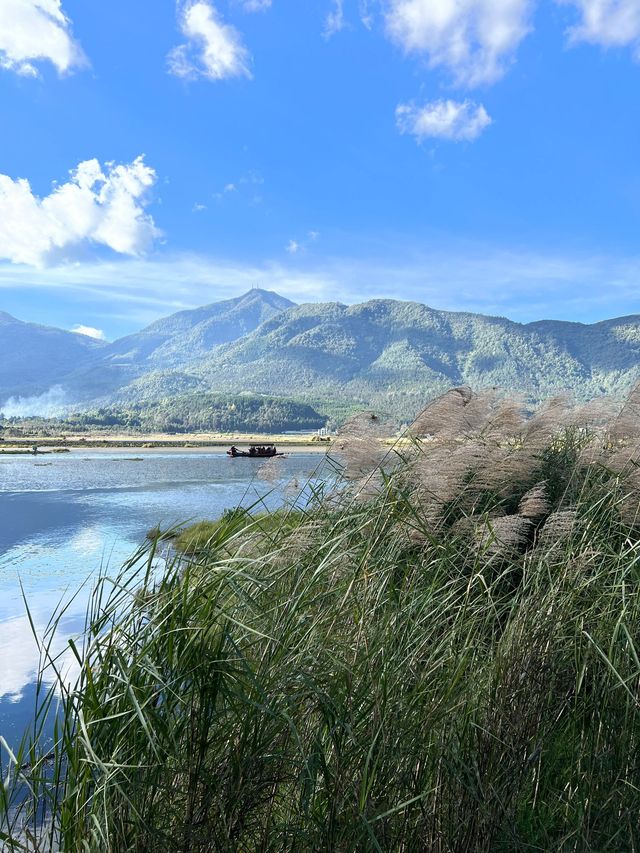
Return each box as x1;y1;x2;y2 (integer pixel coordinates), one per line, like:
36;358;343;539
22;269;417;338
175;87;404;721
0;449;327;751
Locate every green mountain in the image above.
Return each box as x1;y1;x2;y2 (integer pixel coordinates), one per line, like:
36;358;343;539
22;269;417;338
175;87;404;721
0;311;107;403
3;291;640;422
10;289;296;407
104;288;294;369
105;299;640;419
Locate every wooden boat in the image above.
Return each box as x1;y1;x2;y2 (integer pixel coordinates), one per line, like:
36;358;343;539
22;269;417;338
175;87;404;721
227;444;283;458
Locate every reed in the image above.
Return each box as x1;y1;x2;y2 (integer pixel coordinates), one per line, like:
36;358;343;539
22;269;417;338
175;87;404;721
3;387;640;850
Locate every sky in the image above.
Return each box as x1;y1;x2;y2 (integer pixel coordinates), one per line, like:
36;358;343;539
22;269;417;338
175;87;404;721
0;0;640;340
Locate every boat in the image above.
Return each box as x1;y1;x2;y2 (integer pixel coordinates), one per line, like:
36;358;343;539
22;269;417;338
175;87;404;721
227;444;283;458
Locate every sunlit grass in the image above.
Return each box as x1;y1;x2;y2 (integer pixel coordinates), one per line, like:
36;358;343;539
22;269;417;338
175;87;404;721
3;387;640;850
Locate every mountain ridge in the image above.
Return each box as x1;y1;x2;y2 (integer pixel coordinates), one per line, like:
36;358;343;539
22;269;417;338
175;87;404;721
2;290;640;419
0;311;108;402
0;289;295;408
104;288;294;369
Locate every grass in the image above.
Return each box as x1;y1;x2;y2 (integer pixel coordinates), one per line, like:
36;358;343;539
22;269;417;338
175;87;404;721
2;387;640;850
171;507;307;556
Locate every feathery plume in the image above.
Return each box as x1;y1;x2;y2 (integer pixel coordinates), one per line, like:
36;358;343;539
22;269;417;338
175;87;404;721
257;457;284;483
536;510;577;551
523;395;572;448
572;396;619;430
518;483;549;519
409;386;477;438
335;411;392;478
474;515;533;557
609;382;640;442
481;398;526;440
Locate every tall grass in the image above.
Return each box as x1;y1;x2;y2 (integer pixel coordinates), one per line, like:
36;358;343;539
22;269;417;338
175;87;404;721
3;386;640;850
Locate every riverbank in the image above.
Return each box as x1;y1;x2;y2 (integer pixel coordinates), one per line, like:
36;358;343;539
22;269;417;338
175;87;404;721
0;431;334;452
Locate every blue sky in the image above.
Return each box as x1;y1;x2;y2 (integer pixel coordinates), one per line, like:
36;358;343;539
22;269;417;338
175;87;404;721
0;0;639;340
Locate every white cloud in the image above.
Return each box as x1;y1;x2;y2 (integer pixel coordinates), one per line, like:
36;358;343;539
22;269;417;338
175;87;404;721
396;99;491;142
559;0;640;54
385;0;532;86
324;0;345;37
213;175;260;201
169;1;252;81
213;182;239;201
0;615;45;701
286;233;319;254
0;156;159;267
72;324;106;340
359;0;375;29
0;0;85;77
241;0;272;10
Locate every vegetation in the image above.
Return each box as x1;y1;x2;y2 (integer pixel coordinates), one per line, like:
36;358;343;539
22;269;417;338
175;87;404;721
5;290;640;424
0;393;328;436
3;386;640;850
0;289;292;405
115;298;640;421
172;507;306;555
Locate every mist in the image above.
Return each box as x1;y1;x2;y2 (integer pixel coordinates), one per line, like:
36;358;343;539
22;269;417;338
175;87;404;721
0;385;68;418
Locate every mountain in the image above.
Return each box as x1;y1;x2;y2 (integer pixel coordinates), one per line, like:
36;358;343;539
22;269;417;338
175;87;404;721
106;299;640;419
8;289;296;406
3;292;640;422
104;288;294;369
0;312;107;402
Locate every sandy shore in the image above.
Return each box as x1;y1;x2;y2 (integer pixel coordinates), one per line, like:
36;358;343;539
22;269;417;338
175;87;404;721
0;432;334;453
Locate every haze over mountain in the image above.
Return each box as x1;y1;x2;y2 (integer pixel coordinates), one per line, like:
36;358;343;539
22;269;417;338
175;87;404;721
2;289;640;420
0;290;294;410
0;311;107;403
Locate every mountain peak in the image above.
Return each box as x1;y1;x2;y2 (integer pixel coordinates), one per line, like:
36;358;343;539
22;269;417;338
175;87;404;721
5;293;640;417
236;288;296;308
103;287;296;371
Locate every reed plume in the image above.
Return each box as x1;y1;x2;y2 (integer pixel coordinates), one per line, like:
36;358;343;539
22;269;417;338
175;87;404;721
6;383;640;851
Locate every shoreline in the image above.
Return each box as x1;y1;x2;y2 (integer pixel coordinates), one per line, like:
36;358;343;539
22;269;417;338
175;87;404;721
0;432;334;454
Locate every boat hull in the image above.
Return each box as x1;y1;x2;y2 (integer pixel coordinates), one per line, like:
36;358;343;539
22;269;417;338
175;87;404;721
227;448;283;458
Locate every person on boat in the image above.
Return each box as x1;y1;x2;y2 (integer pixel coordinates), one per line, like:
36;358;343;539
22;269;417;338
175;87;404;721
229;445;237;456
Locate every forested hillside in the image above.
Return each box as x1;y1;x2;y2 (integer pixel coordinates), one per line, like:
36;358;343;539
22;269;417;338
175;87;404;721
0;289;295;405
109;299;640;420
3;290;640;422
104;288;294;370
1;394;327;435
60;289;296;402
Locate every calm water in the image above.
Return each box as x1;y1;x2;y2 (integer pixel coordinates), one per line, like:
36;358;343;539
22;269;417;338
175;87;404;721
0;449;326;749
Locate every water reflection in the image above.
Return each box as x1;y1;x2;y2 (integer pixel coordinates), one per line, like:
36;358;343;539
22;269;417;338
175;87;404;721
0;450;327;750
0;611;81;703
0;522;134;711
0;614;46;703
